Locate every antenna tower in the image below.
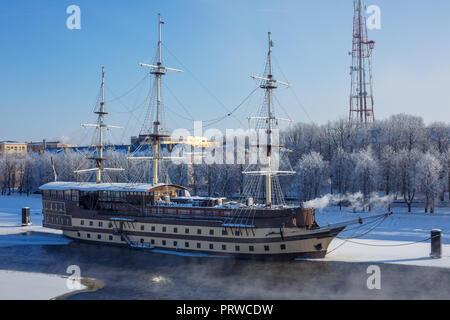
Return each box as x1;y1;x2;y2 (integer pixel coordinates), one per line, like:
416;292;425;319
349;0;375;124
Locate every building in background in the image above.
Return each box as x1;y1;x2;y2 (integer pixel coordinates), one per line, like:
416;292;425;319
0;141;27;154
27;140;76;153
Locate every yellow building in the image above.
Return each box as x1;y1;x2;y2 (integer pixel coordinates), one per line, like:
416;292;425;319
27;140;76;153
0;141;27;154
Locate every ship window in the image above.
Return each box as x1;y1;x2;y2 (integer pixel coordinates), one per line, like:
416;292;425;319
140;238;144;243
71;190;79;201
87;234;91;238
108;223;113;228
109;236;113;241
97;234;101;240
197;229;201;235
174;227;178;233
222;245;226;250
77;232;80;237
249;246;254;252
197;243;201;249
209;229;214;235
280;244;286;250
222;230;228;236
162;227;166;232
89;221;93;226
264;245;270;251
235;246;240;251
185;228;189;234
98;222;103;227
209;244;214;250
235;230;240;236
151;239;155;244
64;190;71;200
151;226;155;231
173;241;178;247
185;242;189;248
80;220;84;225
162;240;166;245
140;225;144;231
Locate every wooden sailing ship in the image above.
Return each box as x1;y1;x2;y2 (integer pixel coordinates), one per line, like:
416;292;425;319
39;14;388;259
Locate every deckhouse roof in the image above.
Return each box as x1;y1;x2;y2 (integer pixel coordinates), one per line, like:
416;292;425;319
39;181;187;193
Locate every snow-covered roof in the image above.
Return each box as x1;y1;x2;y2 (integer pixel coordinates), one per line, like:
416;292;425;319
39;181;187;192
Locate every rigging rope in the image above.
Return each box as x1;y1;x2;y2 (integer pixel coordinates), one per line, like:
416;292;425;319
105;73;149;103
162;43;246;127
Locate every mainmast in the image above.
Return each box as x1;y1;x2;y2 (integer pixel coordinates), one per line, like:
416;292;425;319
77;67;123;183
135;13;182;185
244;32;294;207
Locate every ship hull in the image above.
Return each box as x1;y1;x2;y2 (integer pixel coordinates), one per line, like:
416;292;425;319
44;216;345;260
40;183;346;260
62;233;334;260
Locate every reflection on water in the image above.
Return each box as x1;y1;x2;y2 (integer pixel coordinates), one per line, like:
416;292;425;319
0;239;449;300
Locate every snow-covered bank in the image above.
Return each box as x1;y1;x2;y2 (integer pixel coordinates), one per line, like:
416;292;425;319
0;194;43;227
312;239;450;269
316;205;450;244
0;270;86;300
312;205;450;268
0;194;68;246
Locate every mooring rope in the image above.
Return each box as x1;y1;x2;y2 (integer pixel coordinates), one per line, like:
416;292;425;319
326;213;441;255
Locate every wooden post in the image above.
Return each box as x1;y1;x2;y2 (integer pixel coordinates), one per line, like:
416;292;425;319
430;229;442;259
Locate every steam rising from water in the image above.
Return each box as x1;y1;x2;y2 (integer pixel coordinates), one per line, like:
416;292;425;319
303;192;394;211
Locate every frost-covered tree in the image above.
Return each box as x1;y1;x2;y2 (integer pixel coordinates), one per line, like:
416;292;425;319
417;152;442;213
395;148;420;212
379;145;397;196
330;146;353;195
443;149;450;201
295;151;328;201
351;147;379;211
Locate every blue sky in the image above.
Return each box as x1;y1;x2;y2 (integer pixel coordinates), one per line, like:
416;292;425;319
1;0;449;144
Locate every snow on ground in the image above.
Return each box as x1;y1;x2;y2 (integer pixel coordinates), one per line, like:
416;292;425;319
316;239;450;269
314;203;450;268
0;270;86;300
0;194;68;246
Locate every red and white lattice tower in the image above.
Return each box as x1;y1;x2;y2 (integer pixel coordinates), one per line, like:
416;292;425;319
349;0;375;123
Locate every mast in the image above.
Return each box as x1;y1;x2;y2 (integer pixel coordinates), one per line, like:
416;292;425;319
153;13;163;184
265;32;274;206
136;13;182;185
245;32;294;207
97;66;106;183
77;67;123;183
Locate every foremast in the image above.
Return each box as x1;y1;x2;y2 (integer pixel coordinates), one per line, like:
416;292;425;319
76;67;123;183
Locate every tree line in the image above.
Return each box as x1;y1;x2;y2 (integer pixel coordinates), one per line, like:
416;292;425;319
1;113;449;213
